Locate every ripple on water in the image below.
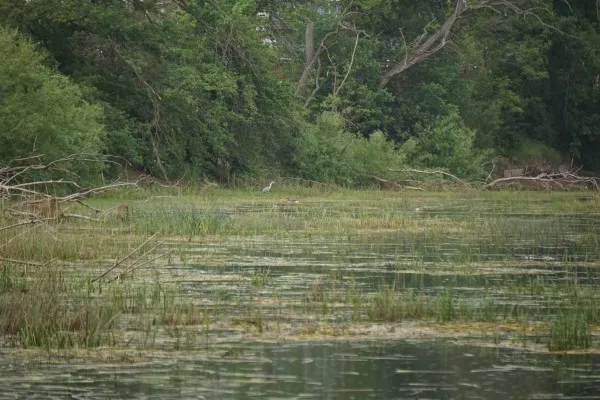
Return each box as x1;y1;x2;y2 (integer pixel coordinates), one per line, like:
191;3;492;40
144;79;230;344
2;341;600;399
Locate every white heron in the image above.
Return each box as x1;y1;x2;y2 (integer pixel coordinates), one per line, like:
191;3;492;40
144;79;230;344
261;181;275;193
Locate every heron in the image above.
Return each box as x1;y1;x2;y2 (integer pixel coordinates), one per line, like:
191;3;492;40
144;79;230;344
261;181;275;193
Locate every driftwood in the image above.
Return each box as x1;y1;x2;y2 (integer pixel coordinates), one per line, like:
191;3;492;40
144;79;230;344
358;174;424;190
0;257;55;267
389;168;471;188
111;248;172;283
89;232;170;284
485;172;600;190
1;153;138;267
92;232;159;282
1;152;138;223
281;177;329;187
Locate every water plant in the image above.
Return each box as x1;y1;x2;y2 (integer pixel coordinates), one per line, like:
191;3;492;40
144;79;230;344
548;314;591;351
1;187;599;353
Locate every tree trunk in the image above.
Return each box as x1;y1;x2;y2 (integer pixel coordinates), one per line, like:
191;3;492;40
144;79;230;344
296;21;316;97
379;0;467;88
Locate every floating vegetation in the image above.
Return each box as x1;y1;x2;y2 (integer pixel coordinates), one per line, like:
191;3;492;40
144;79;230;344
0;188;599;354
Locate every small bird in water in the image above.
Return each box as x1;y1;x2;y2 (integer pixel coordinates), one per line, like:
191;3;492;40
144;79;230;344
261;181;275;193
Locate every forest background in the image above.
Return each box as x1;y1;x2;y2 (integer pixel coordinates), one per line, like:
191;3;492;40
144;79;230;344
0;0;598;186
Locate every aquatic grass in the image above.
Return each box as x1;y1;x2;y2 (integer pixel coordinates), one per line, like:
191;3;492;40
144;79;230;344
0;265;28;294
435;289;456;322
548;314;591;351
350;291;362;322
0;264;207;350
480;297;497;323
250;267;271;288
0;268;120;349
160;302;203;326
0;225;141;263
2;187;600;351
133;205;231;236
365;283;433;322
366;284;403;322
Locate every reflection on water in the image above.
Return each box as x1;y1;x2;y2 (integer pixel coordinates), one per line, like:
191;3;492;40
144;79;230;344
1;340;599;399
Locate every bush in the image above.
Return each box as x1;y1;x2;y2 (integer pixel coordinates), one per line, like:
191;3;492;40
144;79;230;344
294;112;405;185
0;28;105;180
402;110;490;179
515;139;563;166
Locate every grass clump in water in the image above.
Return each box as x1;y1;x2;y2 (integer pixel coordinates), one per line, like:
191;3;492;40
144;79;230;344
435;289;456;322
0;264;204;350
548;313;591;351
0;267;120;349
134;205;230;236
366;283;431;322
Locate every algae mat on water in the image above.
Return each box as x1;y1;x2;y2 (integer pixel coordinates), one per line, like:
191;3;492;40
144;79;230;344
1;189;600;354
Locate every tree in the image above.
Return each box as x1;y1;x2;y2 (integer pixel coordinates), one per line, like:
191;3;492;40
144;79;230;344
0;0;299;180
0;28;105;179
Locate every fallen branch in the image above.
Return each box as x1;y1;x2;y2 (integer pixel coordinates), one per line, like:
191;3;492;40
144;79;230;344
0;224;41;250
74;199;103;214
8;180;80;189
62;213;102;222
92;233;159;282
0;257;47;266
58;182;138;202
359;174;404;190
389;168;471;188
112;249;172;282
142;195;176;203
0;217;58;232
485;172;600;190
281;177;328;186
115;238;167;278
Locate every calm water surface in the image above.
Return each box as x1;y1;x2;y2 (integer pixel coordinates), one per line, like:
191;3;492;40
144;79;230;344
1;340;600;399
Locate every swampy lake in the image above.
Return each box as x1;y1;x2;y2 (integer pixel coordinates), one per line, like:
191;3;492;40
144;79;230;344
1;188;600;399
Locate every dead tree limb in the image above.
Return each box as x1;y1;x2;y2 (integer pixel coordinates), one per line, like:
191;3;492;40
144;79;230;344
58;182;138;202
0;224;42;250
296;29;339;97
380;0;574;88
359;174;405;190
1;154;139;267
61;213;102;222
389;168;471;188
92;233;159;282
485;172;600;189
0;218;58;232
112;248;172;282
0;257;45;266
75;199;103;214
333;30;361;96
380;0;466;88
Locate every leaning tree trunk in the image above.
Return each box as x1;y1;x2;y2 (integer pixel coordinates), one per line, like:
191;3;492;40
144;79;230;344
379;0;467;88
296;21;316;97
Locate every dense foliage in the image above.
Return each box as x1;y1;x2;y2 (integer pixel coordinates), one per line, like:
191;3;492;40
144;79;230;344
0;0;598;183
